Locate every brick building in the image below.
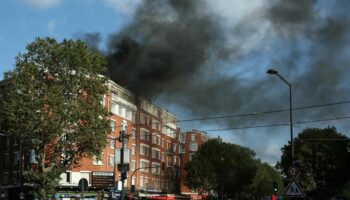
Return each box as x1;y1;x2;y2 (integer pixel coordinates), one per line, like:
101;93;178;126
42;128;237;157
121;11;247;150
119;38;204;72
179;130;209;200
0;79;184;199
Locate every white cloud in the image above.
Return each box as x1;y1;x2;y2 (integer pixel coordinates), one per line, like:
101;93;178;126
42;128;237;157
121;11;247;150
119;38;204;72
22;0;62;9
258;143;281;165
47;20;55;32
103;0;141;15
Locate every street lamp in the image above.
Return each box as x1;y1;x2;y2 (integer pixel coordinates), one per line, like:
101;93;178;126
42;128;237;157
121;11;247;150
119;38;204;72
267;68;295;159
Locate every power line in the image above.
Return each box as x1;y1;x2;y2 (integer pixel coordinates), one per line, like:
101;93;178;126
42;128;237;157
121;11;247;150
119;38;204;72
299;138;350;141
175;100;350;124
115;100;350;128
198;115;350;132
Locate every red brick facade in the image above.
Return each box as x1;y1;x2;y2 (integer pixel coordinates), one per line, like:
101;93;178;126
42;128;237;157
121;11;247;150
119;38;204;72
0;80;205;199
180;130;208;200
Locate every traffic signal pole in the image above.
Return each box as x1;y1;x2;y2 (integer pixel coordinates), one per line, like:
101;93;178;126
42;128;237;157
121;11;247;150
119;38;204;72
121;129;125;200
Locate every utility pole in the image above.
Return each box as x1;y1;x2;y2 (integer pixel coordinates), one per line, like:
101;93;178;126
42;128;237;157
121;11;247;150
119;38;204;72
267;69;294;159
120;126;126;200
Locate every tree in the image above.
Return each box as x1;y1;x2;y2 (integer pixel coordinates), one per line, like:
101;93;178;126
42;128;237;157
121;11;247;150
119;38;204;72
243;161;284;200
278;127;350;199
185;138;257;200
0;37;111;199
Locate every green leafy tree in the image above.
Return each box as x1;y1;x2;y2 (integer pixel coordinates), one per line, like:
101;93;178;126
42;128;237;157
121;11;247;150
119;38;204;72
278;127;350;199
243;161;284;200
0;37;110;199
185;138;257;200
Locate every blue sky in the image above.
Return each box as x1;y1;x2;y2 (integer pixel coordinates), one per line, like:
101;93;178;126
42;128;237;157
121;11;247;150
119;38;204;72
1;0;349;165
0;0;137;79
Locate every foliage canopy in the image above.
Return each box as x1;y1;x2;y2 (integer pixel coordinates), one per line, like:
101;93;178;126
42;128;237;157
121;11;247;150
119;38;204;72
184;138;258;199
0;37;110;199
278;127;350;199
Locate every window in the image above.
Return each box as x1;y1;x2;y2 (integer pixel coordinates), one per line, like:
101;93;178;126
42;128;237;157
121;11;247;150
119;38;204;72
173;143;177;153
161;140;165;147
167;156;171;165
30;149;38;164
3;173;8;185
111;102;118;114
141;114;149;125
152;135;157;144
109;155;115;166
131;128;136;138
110;121;116;132
140;144;149;156
180;144;185;154
14;137;19;146
101;95;106;106
118;105;123;116
93;154;103;165
157;136;161;145
173;156;177;165
14;151;20;165
161;152;165;161
140;160;149;172
152;120;160;130
140;129;150;141
161;180;165;189
189;143;198;151
152;163;160;174
191;134;196;142
131;160;136;171
152;148;160;159
3;153;9;169
140;176;144;187
11;172;17;184
111;92;118;101
110;138;116;149
125;109;131;120
132;144;136;155
132;112;136;123
144;177;149;188
3;138;10;151
189;153;195;161
163;126;176;138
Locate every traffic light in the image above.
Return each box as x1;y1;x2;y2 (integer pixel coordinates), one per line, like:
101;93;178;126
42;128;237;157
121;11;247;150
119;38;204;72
121;171;127;180
273;181;278;193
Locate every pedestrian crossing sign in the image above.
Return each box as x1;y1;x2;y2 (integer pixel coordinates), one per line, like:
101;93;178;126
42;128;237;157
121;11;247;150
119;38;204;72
284;178;305;198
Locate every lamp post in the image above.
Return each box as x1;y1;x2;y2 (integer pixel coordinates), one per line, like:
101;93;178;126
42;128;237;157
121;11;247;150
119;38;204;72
267;69;295;159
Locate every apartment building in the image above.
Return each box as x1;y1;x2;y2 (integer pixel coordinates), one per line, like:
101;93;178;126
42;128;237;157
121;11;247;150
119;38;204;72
58;80;182;197
0;79;182;199
179;130;209;200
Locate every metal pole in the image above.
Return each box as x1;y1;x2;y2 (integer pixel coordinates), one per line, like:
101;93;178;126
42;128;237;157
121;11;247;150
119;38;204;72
289;84;294;160
268;69;294;161
121;129;125;200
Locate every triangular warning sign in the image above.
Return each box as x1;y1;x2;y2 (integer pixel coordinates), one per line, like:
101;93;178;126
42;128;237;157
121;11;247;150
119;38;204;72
284;178;305;198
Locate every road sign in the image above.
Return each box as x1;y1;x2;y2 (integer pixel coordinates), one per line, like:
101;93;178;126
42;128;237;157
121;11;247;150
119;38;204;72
115;148;130;164
288;166;299;177
284;178;305;198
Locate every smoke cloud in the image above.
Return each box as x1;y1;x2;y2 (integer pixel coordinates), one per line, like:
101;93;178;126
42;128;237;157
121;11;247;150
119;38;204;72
102;0;350;122
81;0;350;159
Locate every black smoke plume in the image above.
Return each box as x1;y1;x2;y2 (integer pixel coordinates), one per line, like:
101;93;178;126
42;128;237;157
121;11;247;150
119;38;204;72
81;0;350;157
